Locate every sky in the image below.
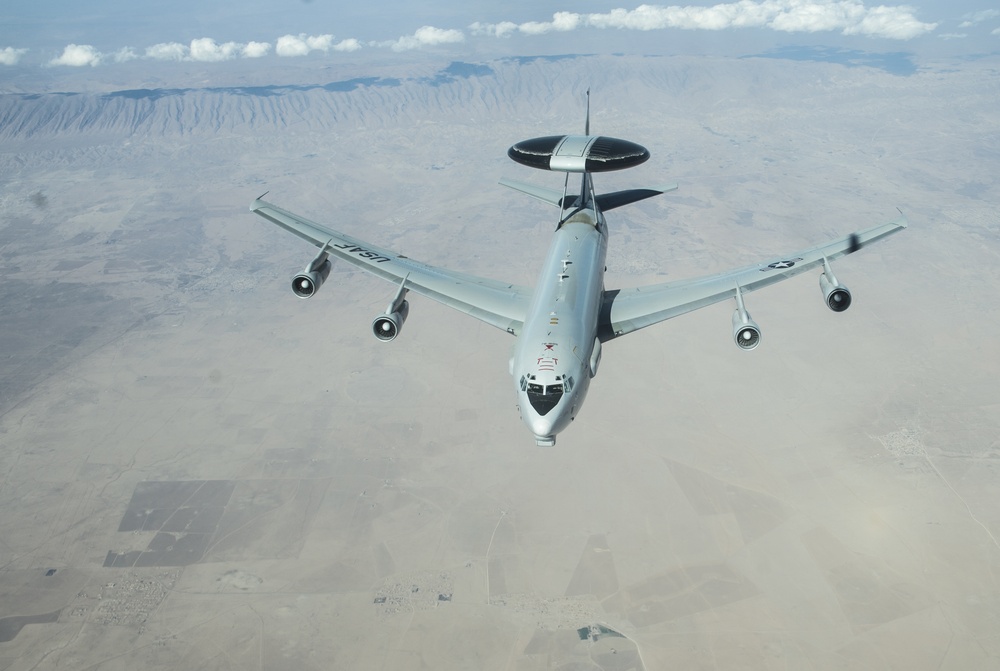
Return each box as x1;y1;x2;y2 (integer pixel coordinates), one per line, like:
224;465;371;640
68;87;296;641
0;1;998;70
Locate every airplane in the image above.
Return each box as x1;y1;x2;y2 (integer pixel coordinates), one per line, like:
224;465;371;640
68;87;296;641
251;95;906;446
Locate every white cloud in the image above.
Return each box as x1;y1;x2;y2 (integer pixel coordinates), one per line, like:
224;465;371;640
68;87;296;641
473;1;937;41
517;12;582;35
49;44;102;67
242;41;271;58
517;21;558;36
333;38;362;52
146;42;187;61
470;21;519;38
959;9;999;28
552;11;584;31
189;38;242;62
389;26;465;51
145;39;273;61
276;35;308;56
112;47;139;63
27;1;941;71
0;47;28;65
276;34;336;56
770;2;866;34
842;5;936;39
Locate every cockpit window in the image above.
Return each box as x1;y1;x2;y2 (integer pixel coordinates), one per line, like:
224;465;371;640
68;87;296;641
527;382;564;416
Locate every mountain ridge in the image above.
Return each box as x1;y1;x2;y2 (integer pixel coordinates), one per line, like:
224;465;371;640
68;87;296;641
0;53;941;142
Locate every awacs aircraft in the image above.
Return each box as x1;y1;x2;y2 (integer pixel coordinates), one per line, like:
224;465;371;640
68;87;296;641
251;101;905;446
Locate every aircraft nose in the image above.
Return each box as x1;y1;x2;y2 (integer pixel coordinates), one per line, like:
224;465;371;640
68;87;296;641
531;416;554;437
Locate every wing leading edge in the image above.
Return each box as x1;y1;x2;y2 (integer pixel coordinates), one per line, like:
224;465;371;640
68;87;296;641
250;198;531;335
599;217;907;341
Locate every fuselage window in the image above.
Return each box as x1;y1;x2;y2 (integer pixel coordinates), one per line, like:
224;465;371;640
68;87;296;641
526;382;564;416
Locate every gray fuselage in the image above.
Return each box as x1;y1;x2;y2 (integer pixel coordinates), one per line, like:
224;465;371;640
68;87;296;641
511;191;608;446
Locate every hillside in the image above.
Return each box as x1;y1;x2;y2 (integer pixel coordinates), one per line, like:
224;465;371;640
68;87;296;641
0;52;965;141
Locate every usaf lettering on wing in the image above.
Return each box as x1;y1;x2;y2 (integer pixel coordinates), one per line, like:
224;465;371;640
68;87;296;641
334;242;392;263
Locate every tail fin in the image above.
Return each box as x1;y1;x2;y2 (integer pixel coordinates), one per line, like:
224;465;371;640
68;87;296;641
585;88;591;135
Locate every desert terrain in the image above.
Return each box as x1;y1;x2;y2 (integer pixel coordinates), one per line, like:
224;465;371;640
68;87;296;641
1;52;998;669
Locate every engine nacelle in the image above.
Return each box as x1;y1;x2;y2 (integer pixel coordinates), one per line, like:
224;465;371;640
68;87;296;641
292;250;332;298
372;300;409;342
732;308;762;350
731;285;761;350
292;259;332;298
819;271;852;312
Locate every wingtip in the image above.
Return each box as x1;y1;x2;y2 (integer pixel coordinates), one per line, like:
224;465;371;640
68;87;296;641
250;190;270;212
894;207;908;227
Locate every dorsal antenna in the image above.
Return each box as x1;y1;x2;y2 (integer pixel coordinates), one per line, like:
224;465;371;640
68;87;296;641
585;88;591;135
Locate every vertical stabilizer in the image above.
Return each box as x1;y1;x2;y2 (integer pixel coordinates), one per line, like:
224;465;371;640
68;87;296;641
585;88;591;135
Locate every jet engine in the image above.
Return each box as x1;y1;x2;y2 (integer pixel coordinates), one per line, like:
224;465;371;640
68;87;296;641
819;259;852;312
372;278;410;342
732;310;762;350
372;301;409;342
732;285;761;350
292;244;333;298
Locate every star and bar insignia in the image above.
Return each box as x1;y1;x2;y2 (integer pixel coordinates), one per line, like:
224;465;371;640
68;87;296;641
763;258;803;271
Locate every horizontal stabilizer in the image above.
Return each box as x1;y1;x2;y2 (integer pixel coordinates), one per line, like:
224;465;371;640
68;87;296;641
596;184;678;211
500;178;678;212
498;178;566;207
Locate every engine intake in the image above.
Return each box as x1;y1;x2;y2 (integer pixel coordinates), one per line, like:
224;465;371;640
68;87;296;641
292;242;335;298
372;278;410;342
732;310;762;350
291;258;332;298
372;301;409;342
819;267;852;312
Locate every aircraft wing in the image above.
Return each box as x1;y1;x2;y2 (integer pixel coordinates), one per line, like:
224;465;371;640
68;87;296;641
599;216;907;341
251;197;531;334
